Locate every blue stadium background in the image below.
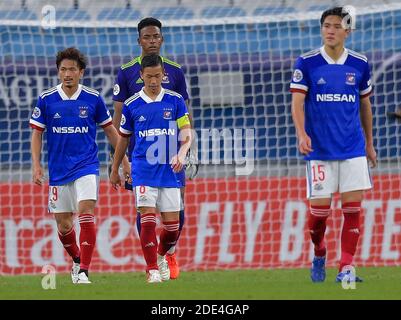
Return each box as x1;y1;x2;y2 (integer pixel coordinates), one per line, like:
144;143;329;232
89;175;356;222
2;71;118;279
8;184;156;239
1;10;401;166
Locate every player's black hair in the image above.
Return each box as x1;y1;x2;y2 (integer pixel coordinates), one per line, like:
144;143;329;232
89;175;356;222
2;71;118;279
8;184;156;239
137;17;162;36
141;54;164;71
56;47;87;70
320;7;350;26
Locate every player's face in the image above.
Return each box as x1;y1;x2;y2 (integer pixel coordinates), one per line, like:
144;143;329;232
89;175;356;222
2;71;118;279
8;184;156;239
140;64;164;95
58;59;84;89
138;26;163;55
321;15;350;48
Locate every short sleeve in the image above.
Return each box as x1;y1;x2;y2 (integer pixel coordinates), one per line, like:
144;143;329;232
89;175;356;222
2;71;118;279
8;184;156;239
174;69;189;101
360;61;372;97
119;104;134;137
95;95;112;128
29;96;46;131
112;68;130;102
289;57;310;94
176;96;190;129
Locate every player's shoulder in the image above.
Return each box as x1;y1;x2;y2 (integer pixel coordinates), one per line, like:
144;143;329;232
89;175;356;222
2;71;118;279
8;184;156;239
39;86;58;99
299;48;321;60
120;57;140;70
124;92;141;107
81;85;100;97
347;49;368;63
164;89;183;100
162;56;182;69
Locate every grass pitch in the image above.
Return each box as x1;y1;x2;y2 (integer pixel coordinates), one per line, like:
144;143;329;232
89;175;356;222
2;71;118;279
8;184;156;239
1;267;401;300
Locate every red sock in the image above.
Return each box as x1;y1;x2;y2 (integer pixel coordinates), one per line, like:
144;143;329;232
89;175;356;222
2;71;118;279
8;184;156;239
140;213;158;271
58;227;80;261
340;202;361;271
79;214;96;271
158;220;179;256
309;205;331;257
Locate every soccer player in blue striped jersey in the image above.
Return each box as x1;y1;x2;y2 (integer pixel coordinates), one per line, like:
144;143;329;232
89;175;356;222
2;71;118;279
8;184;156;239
290;7;377;283
111;17;196;279
110;54;192;283
30;47;130;284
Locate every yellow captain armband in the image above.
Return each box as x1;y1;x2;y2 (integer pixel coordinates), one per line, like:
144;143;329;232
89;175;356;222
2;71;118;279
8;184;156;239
177;114;190;129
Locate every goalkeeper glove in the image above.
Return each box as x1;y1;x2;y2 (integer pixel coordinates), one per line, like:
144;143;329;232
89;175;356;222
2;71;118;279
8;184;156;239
185;148;199;180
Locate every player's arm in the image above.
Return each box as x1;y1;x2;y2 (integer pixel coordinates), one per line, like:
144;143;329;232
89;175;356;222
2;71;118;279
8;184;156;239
109;134;130;190
360;95;377;168
103;124;131;182
31;129;44;186
171;118;192;173
291;92;313;155
112;101;124;130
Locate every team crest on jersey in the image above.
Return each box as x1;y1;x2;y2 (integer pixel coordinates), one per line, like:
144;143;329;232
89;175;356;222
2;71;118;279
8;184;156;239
292;69;303;82
32;107;41;119
346;73;356;85
136;78;143;84
79;106;89;118
162;73;170;84
163;111;172;119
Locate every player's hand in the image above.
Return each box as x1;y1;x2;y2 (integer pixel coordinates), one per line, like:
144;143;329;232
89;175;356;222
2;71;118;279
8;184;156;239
366;144;377;168
185;148;199;180
122;157;131;184
110;169;122;190
298;133;313;155
171;154;186;173
32;165;44;186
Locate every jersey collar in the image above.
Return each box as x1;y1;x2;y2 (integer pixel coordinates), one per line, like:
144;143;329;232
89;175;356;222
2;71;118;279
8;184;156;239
320;46;348;65
57;84;82;100
139;87;165;103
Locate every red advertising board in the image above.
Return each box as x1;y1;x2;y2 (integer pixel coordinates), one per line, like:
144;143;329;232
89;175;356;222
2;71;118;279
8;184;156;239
1;176;401;274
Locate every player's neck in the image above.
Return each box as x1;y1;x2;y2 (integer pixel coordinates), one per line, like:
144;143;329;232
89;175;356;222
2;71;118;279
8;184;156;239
143;87;161;101
323;44;345;62
61;84;80;98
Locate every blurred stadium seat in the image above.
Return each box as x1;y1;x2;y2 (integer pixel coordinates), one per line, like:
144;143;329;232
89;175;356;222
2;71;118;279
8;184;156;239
252;6;296;16
0;9;37;20
97;8;142;21
56;9;91;21
200;6;246;18
150;6;194;20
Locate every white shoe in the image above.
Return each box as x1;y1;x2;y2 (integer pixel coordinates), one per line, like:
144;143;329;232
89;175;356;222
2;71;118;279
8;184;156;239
147;269;162;283
157;254;170;281
75;272;91;284
71;262;80;284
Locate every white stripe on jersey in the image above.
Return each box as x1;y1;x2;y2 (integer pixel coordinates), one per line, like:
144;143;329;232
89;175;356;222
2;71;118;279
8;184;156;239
348;49;368;62
82;86;99;96
29;118;46;128
164;89;183;99
98;117;112;127
124;93;140;106
290;83;308;91
40;87;57;99
120;127;132;135
301;49;320;59
360;86;372;96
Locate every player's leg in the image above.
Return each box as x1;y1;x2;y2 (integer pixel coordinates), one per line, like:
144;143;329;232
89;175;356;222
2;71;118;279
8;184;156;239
336;157;372;283
49;184;80;283
306;160;337;282
136;186;161;283
166;186;185;279
158;188;181;281
75;175;99;284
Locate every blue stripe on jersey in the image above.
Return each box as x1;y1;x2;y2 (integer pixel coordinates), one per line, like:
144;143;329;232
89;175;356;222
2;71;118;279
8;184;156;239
290;47;372;160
